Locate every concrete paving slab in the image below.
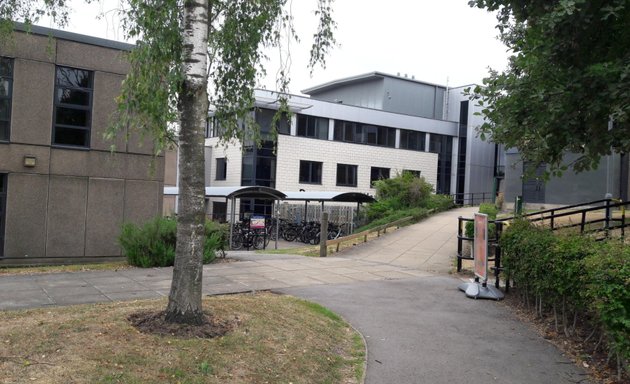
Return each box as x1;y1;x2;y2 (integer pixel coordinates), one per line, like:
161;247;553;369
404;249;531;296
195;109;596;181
104;290;163;301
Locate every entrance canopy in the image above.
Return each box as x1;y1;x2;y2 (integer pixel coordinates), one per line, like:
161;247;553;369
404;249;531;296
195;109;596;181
164;187;374;203
283;191;375;203
164;186;286;200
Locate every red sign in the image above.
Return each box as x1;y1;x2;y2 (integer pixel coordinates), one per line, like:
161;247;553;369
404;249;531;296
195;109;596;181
474;213;488;281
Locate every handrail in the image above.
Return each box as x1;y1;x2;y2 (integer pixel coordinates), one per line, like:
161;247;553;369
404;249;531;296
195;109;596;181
496;198;611;223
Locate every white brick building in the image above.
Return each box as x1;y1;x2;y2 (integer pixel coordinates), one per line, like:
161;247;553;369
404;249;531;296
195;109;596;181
165;72;499;220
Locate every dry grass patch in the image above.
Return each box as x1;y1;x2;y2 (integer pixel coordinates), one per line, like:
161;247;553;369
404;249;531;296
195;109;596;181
0;262;130;276
0;293;365;384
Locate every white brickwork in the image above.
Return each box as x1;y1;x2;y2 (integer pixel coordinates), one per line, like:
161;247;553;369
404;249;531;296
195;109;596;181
275;135;438;194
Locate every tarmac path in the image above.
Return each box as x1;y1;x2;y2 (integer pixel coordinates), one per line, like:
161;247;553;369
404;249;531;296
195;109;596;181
0;206;591;383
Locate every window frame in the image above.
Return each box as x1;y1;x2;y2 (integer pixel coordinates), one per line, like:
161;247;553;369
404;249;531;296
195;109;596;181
0;57;13;142
52;66;94;148
370;167;390;187
336;163;358;187
215;158;227;180
297;114;329;140
299;160;323;185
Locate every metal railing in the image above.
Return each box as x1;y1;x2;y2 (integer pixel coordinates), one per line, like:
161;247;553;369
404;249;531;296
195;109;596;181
450;192;494;206
456;198;630;291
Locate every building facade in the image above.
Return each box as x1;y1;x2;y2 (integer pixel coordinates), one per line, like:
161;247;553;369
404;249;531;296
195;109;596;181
182;72;499;220
0;25;163;264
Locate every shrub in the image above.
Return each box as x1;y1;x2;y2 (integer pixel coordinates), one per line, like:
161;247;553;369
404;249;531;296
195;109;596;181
465;202;500;239
120;217;228;267
499;221;630;372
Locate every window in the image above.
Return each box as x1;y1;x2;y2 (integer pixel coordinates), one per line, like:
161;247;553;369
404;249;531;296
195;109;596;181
336;163;358;187
299;160;323;184
333;120;395;147
255;108;290;136
403;169;422;178
400;130;426;151
297;115;328;139
0;57;13;141
370;167;390;187
216;158;227;180
52;66;93;147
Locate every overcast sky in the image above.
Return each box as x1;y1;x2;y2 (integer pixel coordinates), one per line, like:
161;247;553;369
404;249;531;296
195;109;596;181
37;0;509;94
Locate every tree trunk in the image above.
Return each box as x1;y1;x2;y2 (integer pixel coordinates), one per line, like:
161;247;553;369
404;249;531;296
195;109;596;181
165;0;209;325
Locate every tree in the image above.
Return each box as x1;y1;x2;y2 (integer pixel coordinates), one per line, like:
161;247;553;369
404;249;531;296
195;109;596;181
2;0;335;325
468;0;630;175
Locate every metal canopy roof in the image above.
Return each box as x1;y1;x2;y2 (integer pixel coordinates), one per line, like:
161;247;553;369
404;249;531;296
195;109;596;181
164;186;286;200
283;191;375;203
164;187;374;203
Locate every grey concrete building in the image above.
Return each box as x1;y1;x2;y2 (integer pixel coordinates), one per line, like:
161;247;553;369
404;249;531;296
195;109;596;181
0;25;163;264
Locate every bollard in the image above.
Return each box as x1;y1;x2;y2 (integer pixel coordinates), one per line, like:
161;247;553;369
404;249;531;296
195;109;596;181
320;212;329;257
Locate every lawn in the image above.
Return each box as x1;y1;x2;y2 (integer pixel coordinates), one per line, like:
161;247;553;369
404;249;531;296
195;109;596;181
0;293;365;384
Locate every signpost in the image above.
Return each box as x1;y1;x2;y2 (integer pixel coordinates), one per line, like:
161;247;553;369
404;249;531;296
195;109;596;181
473;213;488;281
458;213;504;300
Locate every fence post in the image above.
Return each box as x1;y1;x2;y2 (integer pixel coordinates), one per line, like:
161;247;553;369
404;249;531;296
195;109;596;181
320;212;329;257
457;217;463;272
605;198;611;237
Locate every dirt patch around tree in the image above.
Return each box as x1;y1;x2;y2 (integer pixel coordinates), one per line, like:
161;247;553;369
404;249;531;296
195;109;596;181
127;310;238;338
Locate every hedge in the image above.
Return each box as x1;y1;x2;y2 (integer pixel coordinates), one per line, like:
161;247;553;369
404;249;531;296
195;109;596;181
500;220;629;377
119;217;228;268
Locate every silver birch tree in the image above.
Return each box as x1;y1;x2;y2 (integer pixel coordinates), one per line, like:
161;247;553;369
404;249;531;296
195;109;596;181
1;0;335;325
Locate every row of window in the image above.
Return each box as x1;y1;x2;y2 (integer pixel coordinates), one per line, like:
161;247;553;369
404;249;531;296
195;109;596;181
207;108;440;154
214;156;421;189
299;160;420;188
0;56;94;148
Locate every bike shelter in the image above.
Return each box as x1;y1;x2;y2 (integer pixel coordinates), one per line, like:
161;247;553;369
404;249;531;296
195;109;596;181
164;186;375;250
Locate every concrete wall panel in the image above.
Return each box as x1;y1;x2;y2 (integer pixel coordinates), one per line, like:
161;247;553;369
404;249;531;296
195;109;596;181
124;180;161;225
91;72;126;151
4;173;49;258
0;144;50;174
85;178;124;257
46;176;87;257
164;148;178;186
10;59;55;145
56;40;129;74
0;32;55;63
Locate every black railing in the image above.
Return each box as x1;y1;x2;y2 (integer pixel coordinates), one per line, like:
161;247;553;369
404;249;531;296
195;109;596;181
450;192;494;206
457;198;630;290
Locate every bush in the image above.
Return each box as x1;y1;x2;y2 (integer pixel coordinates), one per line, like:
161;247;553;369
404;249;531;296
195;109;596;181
499;221;630;371
465;202;500;239
119;217;228;268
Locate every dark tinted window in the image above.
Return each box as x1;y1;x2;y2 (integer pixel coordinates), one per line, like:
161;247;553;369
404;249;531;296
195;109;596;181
336;164;358;187
0;57;13;141
400;130;426;151
333;119;395;148
370;167;390;187
299;160;323;184
52;66;93;147
297;115;328;139
216;158;227;180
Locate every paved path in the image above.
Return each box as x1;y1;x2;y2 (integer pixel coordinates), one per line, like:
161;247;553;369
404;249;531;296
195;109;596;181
0;206;591;383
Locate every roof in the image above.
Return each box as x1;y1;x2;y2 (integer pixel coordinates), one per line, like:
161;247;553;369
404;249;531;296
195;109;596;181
13;22;135;52
164;187;374;203
283;191;375;203
301;71;447;95
164;186;286;200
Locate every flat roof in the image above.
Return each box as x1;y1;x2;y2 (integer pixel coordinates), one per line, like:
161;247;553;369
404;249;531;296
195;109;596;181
13;22;135;51
164;187;374;203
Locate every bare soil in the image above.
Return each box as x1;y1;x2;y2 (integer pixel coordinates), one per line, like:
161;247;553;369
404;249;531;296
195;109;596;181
127;310;238;339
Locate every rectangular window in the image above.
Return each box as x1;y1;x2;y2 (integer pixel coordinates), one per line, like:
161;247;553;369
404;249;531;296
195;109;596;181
256;108;290;136
370;167;390;187
400;130;426;151
336;163;358;187
299;160;323;184
0;57;13;141
52;66;93;147
333;119;395;147
297;115;328;139
403;169;422;178
216;158;227;180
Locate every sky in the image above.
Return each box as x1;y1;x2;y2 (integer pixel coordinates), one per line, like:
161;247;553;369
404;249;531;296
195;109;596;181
35;0;510;95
